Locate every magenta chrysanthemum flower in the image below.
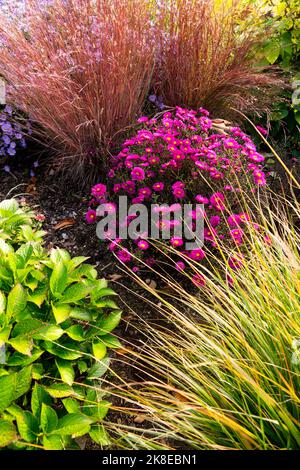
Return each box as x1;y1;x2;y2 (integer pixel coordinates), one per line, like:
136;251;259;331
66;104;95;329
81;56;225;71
138;187;152;198
137;240;149;250
228;214;242;227
109;238;121;251
253;170;266;186
189;248;205;260
172;187;185;199
170;237;184;247
137;116;149;123
256;125;268;136
85;210;97;224
116;249;131;263
195;195;209;204
239;213;250;223
172;181;185;190
153;182;164;192
102;202;117;214
228;254;244;270
209;215;221;227
89;105;269;277
131;166;145;181
192;273;206;287
91;183;107;199
210;192;225;211
223;138;239;150
230;228;244;241
148;156;160;165
175;261;186;271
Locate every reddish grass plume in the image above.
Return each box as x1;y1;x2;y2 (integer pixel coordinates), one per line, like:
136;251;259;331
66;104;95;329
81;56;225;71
0;0;155;181
153;0;284;117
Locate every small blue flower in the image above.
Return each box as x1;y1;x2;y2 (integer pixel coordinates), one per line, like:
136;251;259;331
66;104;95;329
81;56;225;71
2;135;10;145
7;147;16;156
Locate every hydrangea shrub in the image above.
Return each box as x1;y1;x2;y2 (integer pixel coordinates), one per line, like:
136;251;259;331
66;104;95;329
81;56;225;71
88;107;268;281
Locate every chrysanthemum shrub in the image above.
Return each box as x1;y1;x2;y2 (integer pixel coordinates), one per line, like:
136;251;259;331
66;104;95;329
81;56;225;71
88;107;268;278
0;0;154;180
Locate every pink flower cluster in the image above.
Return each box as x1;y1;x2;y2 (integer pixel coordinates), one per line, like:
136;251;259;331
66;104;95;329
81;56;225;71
88;106;268;278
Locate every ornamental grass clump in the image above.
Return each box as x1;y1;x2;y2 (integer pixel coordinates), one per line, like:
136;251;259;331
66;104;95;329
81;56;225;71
104;192;300;450
88;106;268;276
153;0;284;117
0;0;154;181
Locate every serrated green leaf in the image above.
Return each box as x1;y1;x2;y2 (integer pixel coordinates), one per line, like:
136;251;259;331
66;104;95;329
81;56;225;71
93;288;118;300
0;374;16;413
32;363;44;380
67;257;89;272
55;413;93;436
87;357;110;379
9;335;33;356
12;318;43;337
7;348;43;367
65;325;85;341
6;283;27;320
97;310;122;335
45;383;74;398
27;281;48;307
69;308;93;322
41;404;58;434
52;303;71;324
0;419;17;447
264;40;280;64
0;291;7;315
42;434;63;450
60;281;94;304
82;400;111;420
0;367;31;413
50;248;71;265
15;243;33;269
92;341;107;360
43;340;83;360
0;326;11;347
78;360;88;374
70;264;98;281
62;398;80;414
34;325;64;341
31;383;51;417
89;424;110;446
50;261;67;296
100;334;122;349
56;358;75;386
14;366;32;401
95;299;119;309
16;411;38;443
